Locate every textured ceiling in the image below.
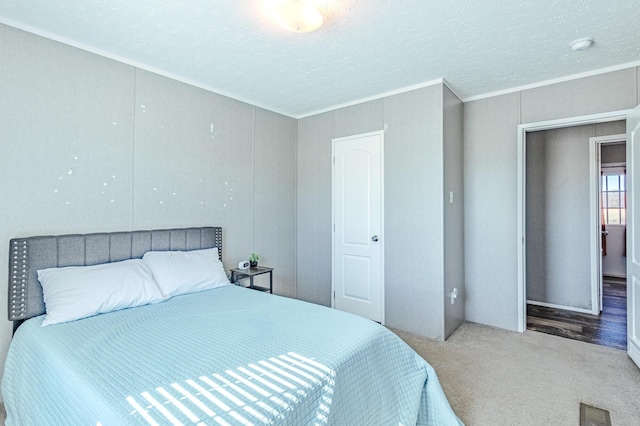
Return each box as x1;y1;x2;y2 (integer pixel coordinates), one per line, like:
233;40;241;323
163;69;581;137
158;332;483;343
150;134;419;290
1;0;639;118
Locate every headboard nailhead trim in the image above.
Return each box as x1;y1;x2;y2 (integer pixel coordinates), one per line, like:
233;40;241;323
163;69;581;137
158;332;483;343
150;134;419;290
9;240;28;319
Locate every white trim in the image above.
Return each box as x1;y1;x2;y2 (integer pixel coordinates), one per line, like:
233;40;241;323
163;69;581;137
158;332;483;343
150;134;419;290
517;110;631;332
519;110;631;132
331;140;336;310
442;79;464;102
527;300;595;315
589;135;600;315
590;135;626;144
629;338;640;367
631;279;640;365
464;61;640;103
379;132;385;326
517;124;526;332
297;79;444;119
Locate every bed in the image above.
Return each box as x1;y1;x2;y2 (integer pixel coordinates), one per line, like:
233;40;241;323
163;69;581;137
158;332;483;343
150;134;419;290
2;227;462;425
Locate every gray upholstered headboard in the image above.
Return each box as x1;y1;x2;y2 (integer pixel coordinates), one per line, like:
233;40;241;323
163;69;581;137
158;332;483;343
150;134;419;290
8;227;222;328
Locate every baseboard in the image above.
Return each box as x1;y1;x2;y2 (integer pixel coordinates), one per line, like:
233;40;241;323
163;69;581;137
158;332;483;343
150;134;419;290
603;274;626;279
628;341;640;366
527;300;594;315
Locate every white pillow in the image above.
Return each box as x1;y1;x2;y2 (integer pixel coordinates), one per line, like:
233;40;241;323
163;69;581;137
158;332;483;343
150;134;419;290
142;248;230;298
38;259;164;326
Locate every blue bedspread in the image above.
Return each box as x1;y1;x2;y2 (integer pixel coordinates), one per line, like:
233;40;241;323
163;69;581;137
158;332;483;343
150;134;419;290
2;286;462;425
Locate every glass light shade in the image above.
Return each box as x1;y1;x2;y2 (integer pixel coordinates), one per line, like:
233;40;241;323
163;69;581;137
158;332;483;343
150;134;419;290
569;37;594;51
271;1;323;33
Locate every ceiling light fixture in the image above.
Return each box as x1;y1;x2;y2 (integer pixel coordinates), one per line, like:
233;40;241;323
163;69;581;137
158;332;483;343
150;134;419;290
570;37;594;51
267;0;324;33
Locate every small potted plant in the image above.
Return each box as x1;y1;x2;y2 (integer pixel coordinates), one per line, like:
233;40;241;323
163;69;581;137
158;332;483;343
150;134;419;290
249;252;259;268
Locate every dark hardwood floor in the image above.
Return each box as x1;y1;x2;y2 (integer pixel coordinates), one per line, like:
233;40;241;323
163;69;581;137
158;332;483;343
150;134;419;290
527;276;627;350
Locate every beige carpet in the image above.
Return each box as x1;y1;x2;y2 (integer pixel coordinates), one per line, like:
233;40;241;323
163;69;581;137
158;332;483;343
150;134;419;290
393;322;640;425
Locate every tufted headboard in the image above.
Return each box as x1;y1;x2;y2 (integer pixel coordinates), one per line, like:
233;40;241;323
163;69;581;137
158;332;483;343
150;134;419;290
8;227;222;331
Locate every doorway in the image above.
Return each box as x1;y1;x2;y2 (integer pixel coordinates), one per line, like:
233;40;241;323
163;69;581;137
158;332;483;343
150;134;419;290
516;111;630;348
526;135;627;350
598;138;627;283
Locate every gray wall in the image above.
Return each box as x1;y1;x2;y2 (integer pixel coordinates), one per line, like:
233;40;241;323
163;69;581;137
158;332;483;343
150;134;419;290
525;131;547;301
443;85;465;338
383;86;444;339
601;143;626;164
526;126;593;310
297;83;464;340
296;112;334;305
527;122;627;308
0;24;296;381
464;92;521;329
465;68;639;330
602;226;627;278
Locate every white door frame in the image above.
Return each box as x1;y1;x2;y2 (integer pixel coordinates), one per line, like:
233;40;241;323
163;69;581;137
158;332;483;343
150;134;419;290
590;134;627;313
516;110;630;332
331;130;385;324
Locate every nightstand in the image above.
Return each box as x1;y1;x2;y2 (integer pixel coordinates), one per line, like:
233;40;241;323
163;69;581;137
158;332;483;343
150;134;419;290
230;266;273;293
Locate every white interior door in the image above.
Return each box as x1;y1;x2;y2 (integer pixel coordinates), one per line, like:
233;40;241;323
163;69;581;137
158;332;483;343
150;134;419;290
332;131;384;323
627;104;640;369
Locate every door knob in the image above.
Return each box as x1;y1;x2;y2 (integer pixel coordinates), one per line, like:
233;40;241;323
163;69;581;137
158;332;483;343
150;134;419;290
371;235;379;242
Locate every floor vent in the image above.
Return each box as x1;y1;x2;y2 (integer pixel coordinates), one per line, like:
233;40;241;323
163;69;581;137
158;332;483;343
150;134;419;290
580;403;612;426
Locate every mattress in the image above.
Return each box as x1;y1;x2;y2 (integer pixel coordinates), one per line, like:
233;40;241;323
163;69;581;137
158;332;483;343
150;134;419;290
2;285;462;425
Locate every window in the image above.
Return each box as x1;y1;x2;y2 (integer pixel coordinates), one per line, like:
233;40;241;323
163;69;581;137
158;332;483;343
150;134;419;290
601;172;626;225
